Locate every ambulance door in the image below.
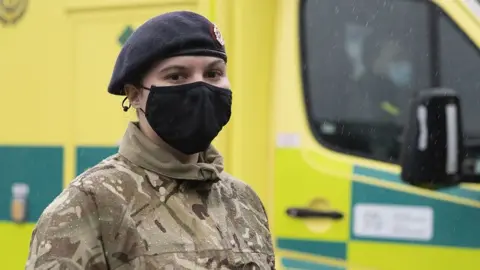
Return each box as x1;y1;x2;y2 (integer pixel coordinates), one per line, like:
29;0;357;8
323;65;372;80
272;0;352;268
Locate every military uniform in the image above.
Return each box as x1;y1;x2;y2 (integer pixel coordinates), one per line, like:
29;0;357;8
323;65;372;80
27;10;275;269
26;123;275;269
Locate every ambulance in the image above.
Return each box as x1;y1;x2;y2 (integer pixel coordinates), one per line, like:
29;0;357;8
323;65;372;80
2;0;480;269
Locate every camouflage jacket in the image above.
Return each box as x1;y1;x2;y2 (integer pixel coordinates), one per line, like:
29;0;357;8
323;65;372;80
26;122;275;270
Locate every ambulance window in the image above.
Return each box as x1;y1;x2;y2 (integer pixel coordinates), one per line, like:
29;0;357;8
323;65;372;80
438;14;480;143
301;0;430;162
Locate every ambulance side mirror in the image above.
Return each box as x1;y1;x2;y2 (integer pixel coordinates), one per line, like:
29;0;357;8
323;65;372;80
400;88;464;189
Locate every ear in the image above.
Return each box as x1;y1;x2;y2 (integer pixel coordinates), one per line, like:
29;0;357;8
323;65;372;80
124;84;143;109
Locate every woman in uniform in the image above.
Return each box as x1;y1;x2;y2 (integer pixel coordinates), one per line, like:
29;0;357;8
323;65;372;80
26;10;275;270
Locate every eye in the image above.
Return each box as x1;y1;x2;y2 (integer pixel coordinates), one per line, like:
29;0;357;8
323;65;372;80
205;69;224;80
165;73;187;83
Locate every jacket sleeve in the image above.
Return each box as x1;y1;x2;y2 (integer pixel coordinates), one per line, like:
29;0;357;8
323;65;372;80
258;196;276;269
25;185;108;270
243;184;276;269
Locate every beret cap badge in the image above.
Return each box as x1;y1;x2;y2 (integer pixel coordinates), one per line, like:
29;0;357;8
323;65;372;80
211;23;225;46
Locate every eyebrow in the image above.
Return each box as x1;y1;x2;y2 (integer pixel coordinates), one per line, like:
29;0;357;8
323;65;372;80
158;65;188;73
206;59;226;69
159;59;226;73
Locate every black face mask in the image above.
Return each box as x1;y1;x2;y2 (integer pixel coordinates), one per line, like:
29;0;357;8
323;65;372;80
142;81;232;155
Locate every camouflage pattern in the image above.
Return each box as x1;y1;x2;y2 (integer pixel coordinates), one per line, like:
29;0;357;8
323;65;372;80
26;122;275;270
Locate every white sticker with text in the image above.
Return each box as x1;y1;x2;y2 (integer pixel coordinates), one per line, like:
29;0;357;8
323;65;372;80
353;203;434;241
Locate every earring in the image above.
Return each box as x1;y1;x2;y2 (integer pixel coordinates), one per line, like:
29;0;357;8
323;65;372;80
122;96;131;112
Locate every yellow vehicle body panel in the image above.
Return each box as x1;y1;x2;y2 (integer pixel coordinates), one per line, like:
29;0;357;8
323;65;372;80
2;0;480;269
272;0;480;269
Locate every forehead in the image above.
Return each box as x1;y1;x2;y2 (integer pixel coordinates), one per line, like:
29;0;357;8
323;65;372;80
154;56;225;70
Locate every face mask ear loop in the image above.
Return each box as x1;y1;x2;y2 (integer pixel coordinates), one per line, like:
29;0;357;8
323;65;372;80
122;85;151;112
121;97;131;112
138;86;151;115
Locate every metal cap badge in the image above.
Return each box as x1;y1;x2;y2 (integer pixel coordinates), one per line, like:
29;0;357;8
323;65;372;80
211;23;225;47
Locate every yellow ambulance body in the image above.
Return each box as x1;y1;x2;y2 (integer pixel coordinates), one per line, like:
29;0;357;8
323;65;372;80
2;0;480;269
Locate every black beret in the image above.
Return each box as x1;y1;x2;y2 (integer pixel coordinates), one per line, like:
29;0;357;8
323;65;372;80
108;11;227;96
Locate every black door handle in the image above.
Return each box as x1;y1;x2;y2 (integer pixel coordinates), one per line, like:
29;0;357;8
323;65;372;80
286;207;344;220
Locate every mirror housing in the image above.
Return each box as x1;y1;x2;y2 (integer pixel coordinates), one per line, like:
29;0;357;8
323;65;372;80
400;88;464;188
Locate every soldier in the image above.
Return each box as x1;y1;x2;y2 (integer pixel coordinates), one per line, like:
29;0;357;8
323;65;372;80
26;11;275;270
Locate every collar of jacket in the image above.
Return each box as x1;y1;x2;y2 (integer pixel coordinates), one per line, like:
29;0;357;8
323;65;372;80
118;122;224;181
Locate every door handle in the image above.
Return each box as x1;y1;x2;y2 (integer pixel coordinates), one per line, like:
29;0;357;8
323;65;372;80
286;207;344;220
